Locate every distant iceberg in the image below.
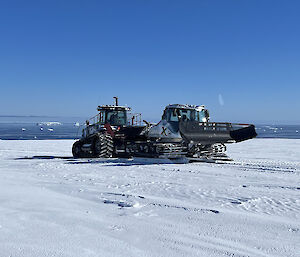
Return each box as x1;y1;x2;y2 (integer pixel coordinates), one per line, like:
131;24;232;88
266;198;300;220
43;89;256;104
37;122;62;126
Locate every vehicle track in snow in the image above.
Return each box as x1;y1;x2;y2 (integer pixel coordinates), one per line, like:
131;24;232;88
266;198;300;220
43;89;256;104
215;160;299;173
32;156;300;220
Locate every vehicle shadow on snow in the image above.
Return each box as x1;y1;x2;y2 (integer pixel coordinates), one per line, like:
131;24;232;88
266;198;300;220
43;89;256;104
66;157;188;166
15;155;188;166
15;155;75;160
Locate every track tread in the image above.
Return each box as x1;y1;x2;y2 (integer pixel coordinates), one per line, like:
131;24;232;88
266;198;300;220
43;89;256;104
93;133;114;158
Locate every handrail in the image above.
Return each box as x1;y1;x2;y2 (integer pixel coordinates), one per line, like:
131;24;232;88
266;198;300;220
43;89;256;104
86;113;101;126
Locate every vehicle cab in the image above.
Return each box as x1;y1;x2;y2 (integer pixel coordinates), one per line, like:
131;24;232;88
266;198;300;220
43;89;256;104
82;104;131;138
162;104;210;123
96;105;130;126
147;104;210;142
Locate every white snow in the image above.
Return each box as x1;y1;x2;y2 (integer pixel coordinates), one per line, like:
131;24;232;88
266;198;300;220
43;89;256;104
0;139;299;257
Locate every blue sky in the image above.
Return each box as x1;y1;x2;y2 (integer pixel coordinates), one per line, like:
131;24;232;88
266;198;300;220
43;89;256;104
0;0;299;123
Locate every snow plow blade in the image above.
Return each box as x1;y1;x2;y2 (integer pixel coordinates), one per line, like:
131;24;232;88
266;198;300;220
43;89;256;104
229;124;257;142
179;121;257;144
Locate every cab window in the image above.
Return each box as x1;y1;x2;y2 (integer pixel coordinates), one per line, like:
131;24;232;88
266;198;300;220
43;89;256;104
164;109;179;122
197;110;209;122
106;111;126;126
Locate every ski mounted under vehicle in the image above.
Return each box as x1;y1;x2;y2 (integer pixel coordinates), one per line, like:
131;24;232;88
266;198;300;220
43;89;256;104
72;97;257;162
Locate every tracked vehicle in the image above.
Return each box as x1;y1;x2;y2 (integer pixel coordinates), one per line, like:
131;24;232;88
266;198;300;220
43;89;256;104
72;98;257;161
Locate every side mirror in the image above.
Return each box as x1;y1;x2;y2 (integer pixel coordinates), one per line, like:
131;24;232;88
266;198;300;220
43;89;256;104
162;110;166;120
204;110;210;120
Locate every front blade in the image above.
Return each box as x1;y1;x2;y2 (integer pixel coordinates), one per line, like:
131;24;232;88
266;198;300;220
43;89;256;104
179;121;257;144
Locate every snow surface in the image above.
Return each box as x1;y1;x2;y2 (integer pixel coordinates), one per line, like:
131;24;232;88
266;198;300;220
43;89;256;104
0;139;299;257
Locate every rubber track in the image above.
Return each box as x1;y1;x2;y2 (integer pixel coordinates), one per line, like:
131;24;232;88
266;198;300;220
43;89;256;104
94;133;114;158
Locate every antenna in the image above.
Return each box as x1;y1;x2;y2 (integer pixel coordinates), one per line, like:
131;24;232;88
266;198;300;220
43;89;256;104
113;96;118;106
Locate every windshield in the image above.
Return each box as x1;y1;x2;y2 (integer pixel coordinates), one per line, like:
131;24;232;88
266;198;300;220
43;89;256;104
163;108;194;121
106;110;127;126
163;108;208;122
97;110;127;126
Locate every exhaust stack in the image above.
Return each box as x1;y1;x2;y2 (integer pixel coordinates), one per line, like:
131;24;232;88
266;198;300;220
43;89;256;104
113;97;119;106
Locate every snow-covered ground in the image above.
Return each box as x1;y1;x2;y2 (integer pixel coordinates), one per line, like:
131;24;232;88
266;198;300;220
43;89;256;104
0;139;299;257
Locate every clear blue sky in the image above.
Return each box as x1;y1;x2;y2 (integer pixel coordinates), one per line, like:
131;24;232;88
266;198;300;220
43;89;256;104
0;0;299;124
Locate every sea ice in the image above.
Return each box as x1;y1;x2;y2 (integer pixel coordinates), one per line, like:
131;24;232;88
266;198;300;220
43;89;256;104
0;139;299;257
